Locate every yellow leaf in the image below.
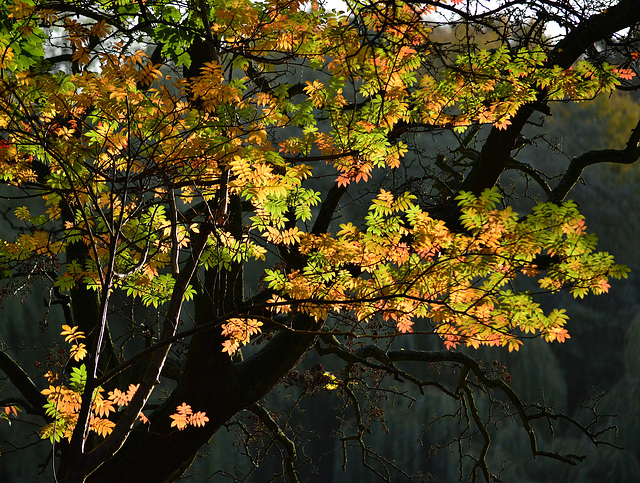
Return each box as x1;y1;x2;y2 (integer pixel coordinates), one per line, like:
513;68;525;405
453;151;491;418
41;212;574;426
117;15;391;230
91;418;115;437
71;342;87;362
170;413;188;430
108;388;129;407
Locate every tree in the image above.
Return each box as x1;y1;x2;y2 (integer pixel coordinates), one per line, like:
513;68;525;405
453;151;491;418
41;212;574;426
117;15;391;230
0;0;638;481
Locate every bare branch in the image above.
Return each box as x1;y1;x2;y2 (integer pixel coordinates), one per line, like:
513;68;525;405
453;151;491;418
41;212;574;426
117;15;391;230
549;119;640;203
247;403;300;483
0;351;47;417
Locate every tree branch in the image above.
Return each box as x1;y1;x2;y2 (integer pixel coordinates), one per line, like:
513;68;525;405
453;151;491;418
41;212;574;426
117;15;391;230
460;0;640;195
0;350;47;417
549;118;640;203
320;343;616;469
78;224;214;480
312;183;347;235
247;403;300;483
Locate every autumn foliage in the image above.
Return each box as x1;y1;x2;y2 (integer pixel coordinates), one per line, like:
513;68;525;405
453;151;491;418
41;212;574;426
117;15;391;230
0;0;636;480
40;325;207;443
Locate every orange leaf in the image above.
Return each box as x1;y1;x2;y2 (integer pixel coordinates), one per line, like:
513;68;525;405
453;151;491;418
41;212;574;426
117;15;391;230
170;413;189;430
189;411;209;428
175;403;192;416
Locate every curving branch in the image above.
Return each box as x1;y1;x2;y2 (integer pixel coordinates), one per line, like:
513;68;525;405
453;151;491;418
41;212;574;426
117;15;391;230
247;403;300;483
506;158;553;196
462;384;492;481
0;350;48;417
318;341;619;473
549;118;640;203
387;349;615;465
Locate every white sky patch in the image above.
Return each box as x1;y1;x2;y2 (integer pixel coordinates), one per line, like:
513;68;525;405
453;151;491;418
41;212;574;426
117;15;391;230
316;0;570;40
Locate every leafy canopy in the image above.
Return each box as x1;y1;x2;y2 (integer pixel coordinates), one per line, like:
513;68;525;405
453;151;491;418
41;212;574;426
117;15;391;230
0;0;626;352
0;0;631;479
